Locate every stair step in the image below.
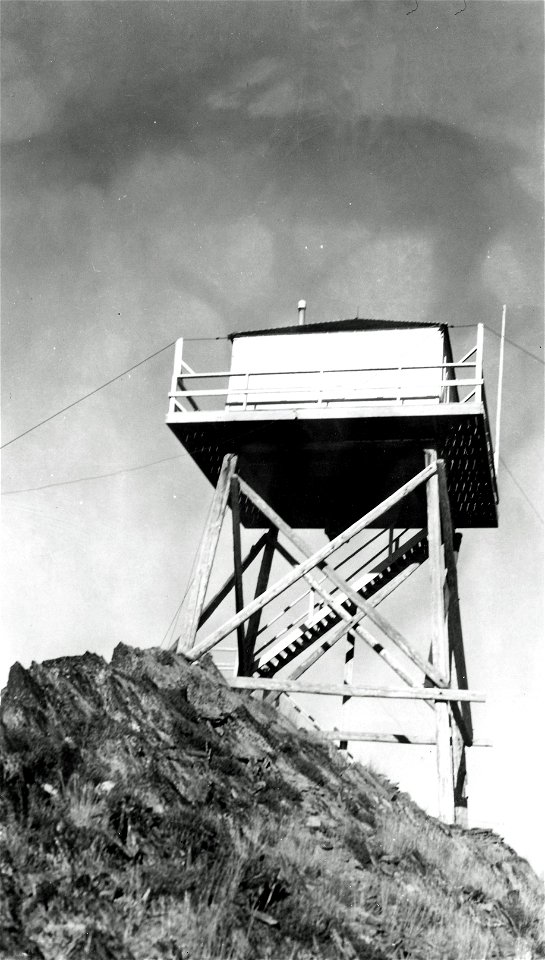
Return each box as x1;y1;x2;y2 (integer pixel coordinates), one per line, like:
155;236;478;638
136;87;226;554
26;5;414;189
254;532;429;675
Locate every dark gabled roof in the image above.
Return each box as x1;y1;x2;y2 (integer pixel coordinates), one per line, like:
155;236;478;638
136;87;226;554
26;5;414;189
228;317;445;341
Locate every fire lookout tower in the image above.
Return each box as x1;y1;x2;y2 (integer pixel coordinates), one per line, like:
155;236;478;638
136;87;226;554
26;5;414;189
166;309;498;824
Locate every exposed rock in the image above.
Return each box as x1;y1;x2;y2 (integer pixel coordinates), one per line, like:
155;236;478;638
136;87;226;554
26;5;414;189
0;644;543;960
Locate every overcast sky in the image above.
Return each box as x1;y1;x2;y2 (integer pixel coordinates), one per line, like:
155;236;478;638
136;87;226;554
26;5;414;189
2;1;543;873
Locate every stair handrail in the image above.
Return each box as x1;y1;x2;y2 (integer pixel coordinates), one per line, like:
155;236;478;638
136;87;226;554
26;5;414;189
253;529;428;669
253;527;413;655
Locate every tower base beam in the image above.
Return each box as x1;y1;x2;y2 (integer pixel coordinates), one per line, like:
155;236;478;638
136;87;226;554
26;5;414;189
229;677;485;701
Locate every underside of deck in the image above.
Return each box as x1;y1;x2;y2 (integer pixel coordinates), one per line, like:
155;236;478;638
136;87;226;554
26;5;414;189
166;403;498;529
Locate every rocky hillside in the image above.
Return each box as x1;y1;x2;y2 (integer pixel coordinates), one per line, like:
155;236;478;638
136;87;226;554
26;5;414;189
0;645;543;960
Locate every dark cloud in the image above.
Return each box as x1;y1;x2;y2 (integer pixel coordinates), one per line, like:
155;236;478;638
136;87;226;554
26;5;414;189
2;0;542;329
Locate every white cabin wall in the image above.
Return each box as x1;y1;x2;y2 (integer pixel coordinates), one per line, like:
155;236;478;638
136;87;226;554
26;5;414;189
228;328;445;407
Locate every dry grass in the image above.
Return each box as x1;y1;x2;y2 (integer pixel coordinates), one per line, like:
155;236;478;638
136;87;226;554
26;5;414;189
3;646;544;960
6;770;544;960
63;775;106;829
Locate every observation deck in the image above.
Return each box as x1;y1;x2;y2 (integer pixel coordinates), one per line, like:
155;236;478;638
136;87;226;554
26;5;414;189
166;319;498;530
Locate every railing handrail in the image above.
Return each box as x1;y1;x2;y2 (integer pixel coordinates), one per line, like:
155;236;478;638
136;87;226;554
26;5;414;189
168;331;488;416
170;378;484;400
175;360;478;381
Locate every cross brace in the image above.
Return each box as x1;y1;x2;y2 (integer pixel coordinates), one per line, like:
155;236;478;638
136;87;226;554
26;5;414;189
175;453;478;824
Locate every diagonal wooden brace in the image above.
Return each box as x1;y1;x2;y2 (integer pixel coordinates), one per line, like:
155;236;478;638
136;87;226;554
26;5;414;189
262;546;425;710
188;461;437;662
198;532;269;629
239;475;448;689
273;540;422;694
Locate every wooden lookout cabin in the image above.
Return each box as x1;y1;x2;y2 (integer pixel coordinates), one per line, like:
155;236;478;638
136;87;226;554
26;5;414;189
166;311;499;824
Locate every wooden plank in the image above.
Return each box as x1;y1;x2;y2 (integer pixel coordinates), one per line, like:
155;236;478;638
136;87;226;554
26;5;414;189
198;533;269;628
188;462;437;661
278;613;364;683
169;338;185;415
230;474;248;674
437;461;473;744
425;448;454;824
262;556;423;704
494;305;507;473
339;633;356;750
244;529;278;659
323;731;436;745
167;402;484;425
451;718;468;826
239;475;449;689
177;361;479;379
437;459;471;824
321;731;491;746
253;527;424;666
229;677;485;701
177;454;236;652
273;560;423;692
273;557;424;692
273;539;421;693
174;379;481;402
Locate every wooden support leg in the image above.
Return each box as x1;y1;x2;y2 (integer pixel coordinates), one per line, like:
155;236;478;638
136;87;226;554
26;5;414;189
245;529;278;665
437;461;471;824
339;633;355;752
451;718;468;826
425;448;455;824
191;462;438;662
230;473;250;676
177;454;236;652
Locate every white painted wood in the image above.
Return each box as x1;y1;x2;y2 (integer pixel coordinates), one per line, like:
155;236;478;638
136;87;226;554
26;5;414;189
475;323;485;405
188;462;436;661
321;731;491;746
166;401;484;426
240;476;448;689
254;529;425;669
169;338;185;414
228;328;446;408
229;677;485;701
494;306;506;473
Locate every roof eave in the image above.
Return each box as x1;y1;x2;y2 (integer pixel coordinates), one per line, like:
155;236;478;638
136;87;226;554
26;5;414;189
228;317;447;341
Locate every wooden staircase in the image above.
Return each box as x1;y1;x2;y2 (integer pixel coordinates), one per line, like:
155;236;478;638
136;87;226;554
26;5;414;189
253;529;429;678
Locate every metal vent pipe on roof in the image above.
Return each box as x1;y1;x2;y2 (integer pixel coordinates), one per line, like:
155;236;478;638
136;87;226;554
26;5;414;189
298;300;307;325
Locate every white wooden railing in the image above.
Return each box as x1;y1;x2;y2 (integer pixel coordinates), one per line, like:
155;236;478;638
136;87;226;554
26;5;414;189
168;328;485;416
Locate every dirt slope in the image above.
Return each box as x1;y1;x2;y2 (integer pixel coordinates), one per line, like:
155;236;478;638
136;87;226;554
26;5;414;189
0;644;543;960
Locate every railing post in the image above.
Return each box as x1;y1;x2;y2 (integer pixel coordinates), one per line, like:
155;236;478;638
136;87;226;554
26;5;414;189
494;306;506;474
475;323;484;405
169;338;184;414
